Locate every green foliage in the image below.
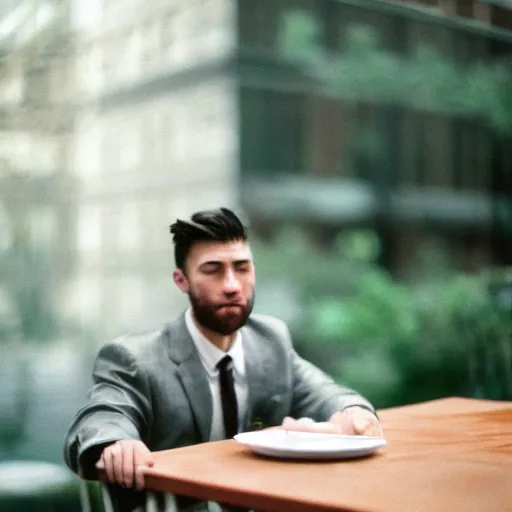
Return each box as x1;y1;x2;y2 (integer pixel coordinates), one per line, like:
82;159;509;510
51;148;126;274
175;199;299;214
280;12;512;134
252;226;369;298
278;10;322;62
313;270;512;408
254;231;512;408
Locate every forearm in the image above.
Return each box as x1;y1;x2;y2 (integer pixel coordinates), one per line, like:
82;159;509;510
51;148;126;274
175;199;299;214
65;409;142;478
64;342;152;478
291;350;376;420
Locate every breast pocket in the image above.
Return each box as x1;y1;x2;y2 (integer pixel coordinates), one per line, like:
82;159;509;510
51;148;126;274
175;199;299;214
248;392;291;431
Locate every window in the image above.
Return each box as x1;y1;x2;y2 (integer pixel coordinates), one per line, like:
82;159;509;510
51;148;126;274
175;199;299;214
118;202;141;251
77;205;102;252
241;88;304;175
30;208;56;251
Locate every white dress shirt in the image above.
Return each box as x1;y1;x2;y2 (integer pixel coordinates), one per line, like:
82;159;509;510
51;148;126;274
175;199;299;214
185;308;249;441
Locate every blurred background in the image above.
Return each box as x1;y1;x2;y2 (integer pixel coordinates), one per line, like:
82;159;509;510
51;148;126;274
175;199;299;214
0;0;511;507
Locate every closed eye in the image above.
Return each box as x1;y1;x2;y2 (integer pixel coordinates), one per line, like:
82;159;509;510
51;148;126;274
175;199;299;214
201;262;221;274
234;261;251;272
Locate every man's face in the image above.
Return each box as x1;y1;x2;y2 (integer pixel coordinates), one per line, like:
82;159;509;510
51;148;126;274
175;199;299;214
174;240;256;335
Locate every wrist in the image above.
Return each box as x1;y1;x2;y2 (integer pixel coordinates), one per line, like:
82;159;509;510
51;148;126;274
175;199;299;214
342;405;379;421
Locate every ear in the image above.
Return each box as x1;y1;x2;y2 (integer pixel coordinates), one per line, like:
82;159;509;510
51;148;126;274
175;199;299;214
173;269;189;293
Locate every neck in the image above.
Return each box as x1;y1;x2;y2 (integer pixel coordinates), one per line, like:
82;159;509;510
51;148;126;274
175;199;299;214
192;313;237;352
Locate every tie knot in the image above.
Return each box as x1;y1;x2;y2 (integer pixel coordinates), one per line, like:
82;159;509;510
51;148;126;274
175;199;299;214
217;355;232;372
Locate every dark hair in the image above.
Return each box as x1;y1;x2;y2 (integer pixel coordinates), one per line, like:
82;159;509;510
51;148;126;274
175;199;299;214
169;207;248;270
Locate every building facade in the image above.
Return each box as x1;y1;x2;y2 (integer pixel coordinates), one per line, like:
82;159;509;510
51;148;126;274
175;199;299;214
66;0;241;336
0;0;74;342
1;0;511;339
237;0;512;279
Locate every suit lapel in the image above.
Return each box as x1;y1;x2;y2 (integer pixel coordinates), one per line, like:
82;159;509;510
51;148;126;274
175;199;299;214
166;316;212;443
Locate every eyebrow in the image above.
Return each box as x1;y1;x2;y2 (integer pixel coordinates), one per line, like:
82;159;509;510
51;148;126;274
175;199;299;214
199;258;251;267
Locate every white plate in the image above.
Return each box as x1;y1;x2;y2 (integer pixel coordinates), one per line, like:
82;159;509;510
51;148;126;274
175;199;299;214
234;430;387;460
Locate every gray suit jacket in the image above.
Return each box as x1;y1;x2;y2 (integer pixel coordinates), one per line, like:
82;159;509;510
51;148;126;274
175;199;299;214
64;313;375;480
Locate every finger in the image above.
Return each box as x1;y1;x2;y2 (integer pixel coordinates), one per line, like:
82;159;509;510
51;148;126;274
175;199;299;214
134;464;146;491
122;442;135;488
347;409;382;437
358;422;379;437
96;452;107;480
133;445;154;491
111;442;125;486
103;447;115;484
329;411;355;435
352;415;372;435
364;421;384;438
281;416;295;427
296;417;315;425
284;421;337;434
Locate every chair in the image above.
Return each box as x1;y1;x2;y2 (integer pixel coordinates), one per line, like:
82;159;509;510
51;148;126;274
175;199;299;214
0;460;82;511
79;481;178;512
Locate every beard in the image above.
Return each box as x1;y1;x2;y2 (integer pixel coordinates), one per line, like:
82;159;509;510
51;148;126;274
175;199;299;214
188;289;254;336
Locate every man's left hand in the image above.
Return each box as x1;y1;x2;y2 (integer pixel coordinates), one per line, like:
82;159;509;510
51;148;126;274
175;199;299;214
281;406;383;437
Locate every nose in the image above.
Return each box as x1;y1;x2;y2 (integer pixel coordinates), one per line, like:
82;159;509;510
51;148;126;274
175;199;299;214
223;268;241;295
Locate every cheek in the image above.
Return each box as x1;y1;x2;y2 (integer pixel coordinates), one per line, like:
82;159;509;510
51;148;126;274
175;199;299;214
243;274;256;291
191;282;215;300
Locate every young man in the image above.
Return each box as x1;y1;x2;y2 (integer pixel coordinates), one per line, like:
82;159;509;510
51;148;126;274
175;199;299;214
63;207;380;508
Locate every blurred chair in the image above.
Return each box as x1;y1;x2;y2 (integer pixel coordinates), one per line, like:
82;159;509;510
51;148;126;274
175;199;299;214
79;481;178;512
0;460;82;511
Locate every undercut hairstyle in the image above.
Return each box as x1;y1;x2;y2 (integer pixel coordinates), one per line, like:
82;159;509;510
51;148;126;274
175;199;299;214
169;207;248;270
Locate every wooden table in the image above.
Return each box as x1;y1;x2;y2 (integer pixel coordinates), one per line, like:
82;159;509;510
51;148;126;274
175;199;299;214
144;397;512;512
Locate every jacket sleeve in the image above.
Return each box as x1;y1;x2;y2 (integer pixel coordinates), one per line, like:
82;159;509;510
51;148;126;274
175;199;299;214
63;342;153;479
289;348;377;421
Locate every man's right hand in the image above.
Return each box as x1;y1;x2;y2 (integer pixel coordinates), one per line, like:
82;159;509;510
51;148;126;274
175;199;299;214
96;440;154;491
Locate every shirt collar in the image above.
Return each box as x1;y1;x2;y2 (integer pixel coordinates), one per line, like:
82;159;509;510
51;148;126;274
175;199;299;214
185;307;245;378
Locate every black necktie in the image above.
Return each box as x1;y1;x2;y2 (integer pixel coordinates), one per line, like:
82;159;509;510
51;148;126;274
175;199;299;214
217;355;238;439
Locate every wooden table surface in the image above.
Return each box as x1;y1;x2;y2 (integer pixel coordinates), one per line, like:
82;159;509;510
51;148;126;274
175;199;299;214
144;397;512;512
